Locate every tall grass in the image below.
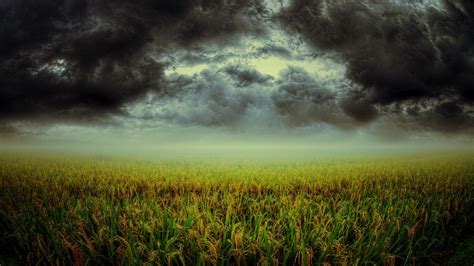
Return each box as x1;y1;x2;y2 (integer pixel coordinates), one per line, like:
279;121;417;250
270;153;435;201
0;152;473;265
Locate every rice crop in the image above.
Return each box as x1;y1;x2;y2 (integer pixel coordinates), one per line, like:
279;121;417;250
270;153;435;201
0;151;473;265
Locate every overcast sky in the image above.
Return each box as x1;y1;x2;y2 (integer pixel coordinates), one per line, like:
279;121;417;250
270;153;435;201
0;0;472;149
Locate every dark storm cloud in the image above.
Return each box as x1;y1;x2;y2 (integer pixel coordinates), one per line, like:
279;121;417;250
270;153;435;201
394;100;473;133
256;44;293;59
271;67;355;128
279;0;474;131
224;65;273;86
2;0;473;137
0;0;266;122
428;101;473;132
141;66;359;129
340;98;379;124
148;65;273;127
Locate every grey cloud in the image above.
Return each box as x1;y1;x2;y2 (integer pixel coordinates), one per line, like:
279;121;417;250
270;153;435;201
419;101;473;133
133;65;361;130
2;0;472;138
375;99;474;134
0;0;267;123
278;0;474;132
271;67;356;128
133;61;473;136
256;44;293;58
153;67;272;127
340;99;379;124
224;65;273;87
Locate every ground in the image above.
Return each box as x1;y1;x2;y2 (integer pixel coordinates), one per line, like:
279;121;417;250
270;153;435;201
0;150;473;265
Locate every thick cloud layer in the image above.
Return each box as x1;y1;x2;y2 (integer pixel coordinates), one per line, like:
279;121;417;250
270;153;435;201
279;0;473;132
129;65;362;130
0;0;472;139
0;0;265;122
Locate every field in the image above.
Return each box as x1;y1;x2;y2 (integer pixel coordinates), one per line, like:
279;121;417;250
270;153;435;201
0;150;473;265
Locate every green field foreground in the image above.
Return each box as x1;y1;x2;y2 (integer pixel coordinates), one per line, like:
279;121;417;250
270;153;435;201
0;151;473;265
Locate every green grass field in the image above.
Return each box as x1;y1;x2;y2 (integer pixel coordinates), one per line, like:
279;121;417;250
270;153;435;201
0;151;473;265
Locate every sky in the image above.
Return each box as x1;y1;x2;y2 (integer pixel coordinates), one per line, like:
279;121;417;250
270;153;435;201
0;0;473;150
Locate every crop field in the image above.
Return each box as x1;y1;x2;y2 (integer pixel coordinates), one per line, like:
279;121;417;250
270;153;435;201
0;151;473;265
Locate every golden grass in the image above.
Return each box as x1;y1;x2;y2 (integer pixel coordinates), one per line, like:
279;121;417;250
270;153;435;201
0;151;473;265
